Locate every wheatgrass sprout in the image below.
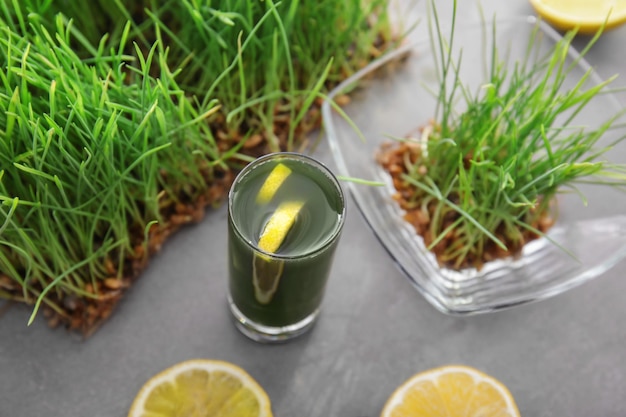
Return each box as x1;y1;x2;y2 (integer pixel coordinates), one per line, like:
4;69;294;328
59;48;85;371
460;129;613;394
382;0;626;270
7;0;395;153
0;13;225;328
126;0;394;152
0;0;131;53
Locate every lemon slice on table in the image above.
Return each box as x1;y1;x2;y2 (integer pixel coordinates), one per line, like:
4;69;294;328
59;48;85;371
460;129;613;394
380;365;521;417
253;201;305;304
127;359;272;417
256;162;292;204
530;0;626;34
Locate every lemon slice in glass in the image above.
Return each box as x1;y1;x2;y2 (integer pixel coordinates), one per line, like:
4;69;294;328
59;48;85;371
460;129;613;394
252;254;285;305
253;201;304;304
530;0;626;34
380;365;521;417
256;162;292;205
127;359;272;417
257;201;304;253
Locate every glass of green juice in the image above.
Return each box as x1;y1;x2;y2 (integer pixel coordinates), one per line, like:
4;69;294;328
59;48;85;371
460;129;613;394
227;152;346;343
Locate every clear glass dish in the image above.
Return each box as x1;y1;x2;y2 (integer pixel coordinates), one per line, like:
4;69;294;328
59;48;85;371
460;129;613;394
321;16;626;315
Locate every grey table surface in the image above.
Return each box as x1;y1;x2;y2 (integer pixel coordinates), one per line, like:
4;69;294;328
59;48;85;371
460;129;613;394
2;1;626;416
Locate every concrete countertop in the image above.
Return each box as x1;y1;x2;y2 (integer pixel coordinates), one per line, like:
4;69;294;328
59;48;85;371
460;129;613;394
2;1;625;416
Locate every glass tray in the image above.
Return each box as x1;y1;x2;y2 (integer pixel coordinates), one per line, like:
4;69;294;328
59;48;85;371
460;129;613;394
321;16;626;315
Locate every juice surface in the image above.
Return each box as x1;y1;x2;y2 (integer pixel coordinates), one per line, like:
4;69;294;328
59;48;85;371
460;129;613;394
230;157;343;257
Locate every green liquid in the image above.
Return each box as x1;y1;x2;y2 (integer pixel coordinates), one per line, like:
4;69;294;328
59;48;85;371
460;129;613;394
228;155;344;327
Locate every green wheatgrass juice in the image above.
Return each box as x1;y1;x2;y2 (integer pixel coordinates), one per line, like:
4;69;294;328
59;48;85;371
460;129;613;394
228;154;345;327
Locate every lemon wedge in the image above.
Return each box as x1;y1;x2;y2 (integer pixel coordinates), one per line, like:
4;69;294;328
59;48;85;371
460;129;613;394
258;201;304;253
256;163;292;205
252;254;285;304
252;201;304;304
380;365;521;417
127;359;272;417
530;0;626;34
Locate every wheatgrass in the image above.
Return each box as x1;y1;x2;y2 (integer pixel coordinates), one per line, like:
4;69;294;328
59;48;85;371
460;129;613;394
384;0;626;269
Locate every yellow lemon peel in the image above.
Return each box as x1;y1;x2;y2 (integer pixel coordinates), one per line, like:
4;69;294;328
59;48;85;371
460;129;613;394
256;163;292;204
258;201;304;253
253;254;285;304
530;0;626;34
252;200;304;304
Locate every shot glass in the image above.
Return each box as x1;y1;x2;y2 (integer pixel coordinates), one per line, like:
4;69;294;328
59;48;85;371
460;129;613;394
227;152;346;343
